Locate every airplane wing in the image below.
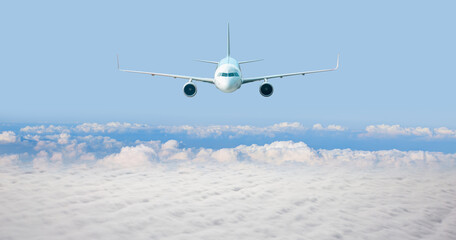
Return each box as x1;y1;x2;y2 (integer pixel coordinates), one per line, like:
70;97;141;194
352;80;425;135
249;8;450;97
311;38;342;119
117;55;214;84
242;54;339;84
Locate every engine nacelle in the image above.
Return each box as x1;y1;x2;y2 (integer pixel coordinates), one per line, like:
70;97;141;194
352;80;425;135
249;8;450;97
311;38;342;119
183;82;197;97
259;82;273;97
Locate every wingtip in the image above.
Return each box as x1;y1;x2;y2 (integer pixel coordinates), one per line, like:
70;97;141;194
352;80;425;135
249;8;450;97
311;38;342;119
116;54;120;70
335;53;340;70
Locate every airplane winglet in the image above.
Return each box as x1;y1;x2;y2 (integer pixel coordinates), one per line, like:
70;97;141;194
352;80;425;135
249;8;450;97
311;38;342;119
116;54;120;70
335;54;340;70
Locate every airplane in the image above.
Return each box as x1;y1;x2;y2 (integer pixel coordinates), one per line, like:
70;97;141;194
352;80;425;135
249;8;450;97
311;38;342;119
117;24;339;97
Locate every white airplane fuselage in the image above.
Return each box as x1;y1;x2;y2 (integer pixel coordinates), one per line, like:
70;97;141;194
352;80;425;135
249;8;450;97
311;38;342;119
214;56;242;93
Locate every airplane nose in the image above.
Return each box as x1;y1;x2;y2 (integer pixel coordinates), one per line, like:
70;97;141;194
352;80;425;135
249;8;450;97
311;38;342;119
216;77;241;93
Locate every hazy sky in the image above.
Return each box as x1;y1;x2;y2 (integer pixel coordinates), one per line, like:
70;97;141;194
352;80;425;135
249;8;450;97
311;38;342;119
1;1;455;128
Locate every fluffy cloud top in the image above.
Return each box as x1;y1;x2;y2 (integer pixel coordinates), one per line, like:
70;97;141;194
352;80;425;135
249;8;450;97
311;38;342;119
97;144;157;168
0;131;17;144
86;140;456;169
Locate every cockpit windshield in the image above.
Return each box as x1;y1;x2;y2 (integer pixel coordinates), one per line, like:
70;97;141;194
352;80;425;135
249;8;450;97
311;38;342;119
218;72;239;77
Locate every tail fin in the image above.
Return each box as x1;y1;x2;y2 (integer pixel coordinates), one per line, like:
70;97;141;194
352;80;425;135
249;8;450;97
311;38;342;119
227;23;230;56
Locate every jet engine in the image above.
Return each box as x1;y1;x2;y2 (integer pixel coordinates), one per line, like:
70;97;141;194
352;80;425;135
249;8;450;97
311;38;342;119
183;82;197;97
259;82;273;97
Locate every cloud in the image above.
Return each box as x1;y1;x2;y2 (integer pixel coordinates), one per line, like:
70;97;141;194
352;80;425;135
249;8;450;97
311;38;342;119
434;127;456;138
96;144;157;168
160;122;306;138
0;164;455;240
77;135;122;149
54;133;70;145
235;141;456;168
21;122;152;134
2;123;456;239
34;140;57;151
0;154;20;167
211;148;240;162
32;150;52;170
4;123;456;168
362;124;436;138
17;122;456;142
362;124;456;138
74;122;151;133
55;140;452;168
5;125;456;169
22;139;448;169
20;125;68;134
0;131;17;144
312;123;346;131
20;122;309;138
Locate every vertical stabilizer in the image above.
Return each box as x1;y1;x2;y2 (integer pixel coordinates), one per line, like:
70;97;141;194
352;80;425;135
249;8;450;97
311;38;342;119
227;23;230;56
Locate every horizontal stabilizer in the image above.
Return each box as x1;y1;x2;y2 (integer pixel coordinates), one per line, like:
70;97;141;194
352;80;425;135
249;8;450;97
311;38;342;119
195;59;219;64
239;59;264;64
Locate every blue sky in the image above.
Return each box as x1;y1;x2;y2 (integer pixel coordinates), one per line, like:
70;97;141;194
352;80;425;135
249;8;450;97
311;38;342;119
1;1;455;128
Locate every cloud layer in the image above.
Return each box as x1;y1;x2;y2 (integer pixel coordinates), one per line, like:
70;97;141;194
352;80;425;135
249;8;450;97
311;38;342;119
2;122;456;169
2;122;456;239
1;165;455;240
362;124;456;138
2;139;454;170
17;122;456;140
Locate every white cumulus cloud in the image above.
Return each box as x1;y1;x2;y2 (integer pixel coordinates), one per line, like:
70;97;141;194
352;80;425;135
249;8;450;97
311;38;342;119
160;122;306;138
74;122;151;133
312;123;346;131
32;140;448;169
96;144;157;168
362;124;456;138
362;124;433;137
20;125;68;134
0;131;17;144
434;127;456;138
